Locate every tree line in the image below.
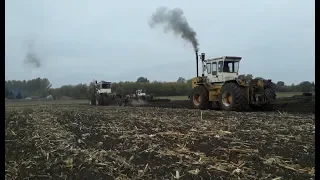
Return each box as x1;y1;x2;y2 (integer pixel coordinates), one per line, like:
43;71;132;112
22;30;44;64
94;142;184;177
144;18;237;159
5;75;315;99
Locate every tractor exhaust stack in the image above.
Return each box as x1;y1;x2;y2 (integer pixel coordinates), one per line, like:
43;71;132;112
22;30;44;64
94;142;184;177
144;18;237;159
196;50;199;77
201;53;205;77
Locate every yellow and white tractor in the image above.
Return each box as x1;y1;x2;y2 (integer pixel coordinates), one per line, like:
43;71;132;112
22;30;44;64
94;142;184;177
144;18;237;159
190;51;276;111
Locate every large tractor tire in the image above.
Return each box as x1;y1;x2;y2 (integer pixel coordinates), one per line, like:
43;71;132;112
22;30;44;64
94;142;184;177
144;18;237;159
90;94;96;105
191;86;209;110
219;82;248;111
260;87;276;110
264;88;276;100
250;80;276;111
103;96;110;106
96;95;105;106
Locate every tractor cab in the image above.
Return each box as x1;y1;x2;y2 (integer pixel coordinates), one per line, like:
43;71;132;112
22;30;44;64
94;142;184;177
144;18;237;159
203;56;241;83
95;81;112;94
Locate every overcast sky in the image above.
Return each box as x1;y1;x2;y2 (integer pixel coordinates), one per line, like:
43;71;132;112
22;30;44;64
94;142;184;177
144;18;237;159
5;0;314;87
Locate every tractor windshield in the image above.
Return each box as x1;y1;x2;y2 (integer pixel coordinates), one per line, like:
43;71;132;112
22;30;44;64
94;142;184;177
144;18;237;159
223;61;239;73
101;83;111;89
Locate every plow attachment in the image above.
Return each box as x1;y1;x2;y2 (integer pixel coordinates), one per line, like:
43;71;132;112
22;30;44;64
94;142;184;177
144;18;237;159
146;98;171;103
117;97;171;107
91;93;314;114
269;95;315;113
122;95;315;113
271;95;315;106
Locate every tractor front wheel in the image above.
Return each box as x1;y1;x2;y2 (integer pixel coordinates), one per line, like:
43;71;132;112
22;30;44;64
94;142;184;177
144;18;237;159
191;86;209;110
219;83;248;111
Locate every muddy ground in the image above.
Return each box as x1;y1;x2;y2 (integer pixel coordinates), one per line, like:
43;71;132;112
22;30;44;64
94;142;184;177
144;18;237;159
5;104;315;180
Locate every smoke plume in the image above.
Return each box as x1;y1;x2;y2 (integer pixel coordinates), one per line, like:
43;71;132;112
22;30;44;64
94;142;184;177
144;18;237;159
149;6;199;52
24;38;41;68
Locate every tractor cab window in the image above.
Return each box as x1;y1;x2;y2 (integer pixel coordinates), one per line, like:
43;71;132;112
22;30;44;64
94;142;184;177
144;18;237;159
223;61;239;73
206;63;211;74
234;61;239;72
101;83;111;89
218;61;224;72
212;62;217;75
223;62;230;72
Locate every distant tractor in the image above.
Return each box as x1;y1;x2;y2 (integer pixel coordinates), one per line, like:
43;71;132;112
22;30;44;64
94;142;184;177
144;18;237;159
90;81;121;106
118;89;170;106
136;89;146;97
131;89;153;101
189;51;276;111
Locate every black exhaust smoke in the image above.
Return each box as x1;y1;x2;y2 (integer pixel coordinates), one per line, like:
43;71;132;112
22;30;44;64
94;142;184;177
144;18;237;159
24;37;41;68
149;6;199;52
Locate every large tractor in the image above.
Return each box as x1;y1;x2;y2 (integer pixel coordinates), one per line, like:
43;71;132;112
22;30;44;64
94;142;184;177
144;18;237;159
90;81;122;106
189;51;276;111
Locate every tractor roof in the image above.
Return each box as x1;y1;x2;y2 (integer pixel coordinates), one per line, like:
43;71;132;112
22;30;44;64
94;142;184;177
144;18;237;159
207;56;242;61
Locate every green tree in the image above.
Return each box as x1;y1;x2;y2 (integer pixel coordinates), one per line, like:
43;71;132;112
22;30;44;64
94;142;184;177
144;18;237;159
276;81;285;87
136;77;149;83
177;77;186;83
297;81;313;92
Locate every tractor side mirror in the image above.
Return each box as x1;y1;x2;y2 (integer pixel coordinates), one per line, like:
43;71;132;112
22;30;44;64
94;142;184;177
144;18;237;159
95;81;97;84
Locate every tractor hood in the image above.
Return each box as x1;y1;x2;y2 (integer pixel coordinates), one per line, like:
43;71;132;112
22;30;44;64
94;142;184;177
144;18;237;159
224;73;238;81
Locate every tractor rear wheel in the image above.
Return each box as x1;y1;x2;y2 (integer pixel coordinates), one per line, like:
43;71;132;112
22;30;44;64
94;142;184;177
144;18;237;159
191;86;209;110
103;95;115;106
260;87;276;110
96;95;105;106
219;83;248;111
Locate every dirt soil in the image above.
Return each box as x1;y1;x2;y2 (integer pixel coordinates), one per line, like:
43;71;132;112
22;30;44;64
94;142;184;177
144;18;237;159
5;104;315;180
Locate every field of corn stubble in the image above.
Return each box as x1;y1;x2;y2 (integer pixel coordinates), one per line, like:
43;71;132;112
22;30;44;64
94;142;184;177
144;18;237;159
5;101;315;180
